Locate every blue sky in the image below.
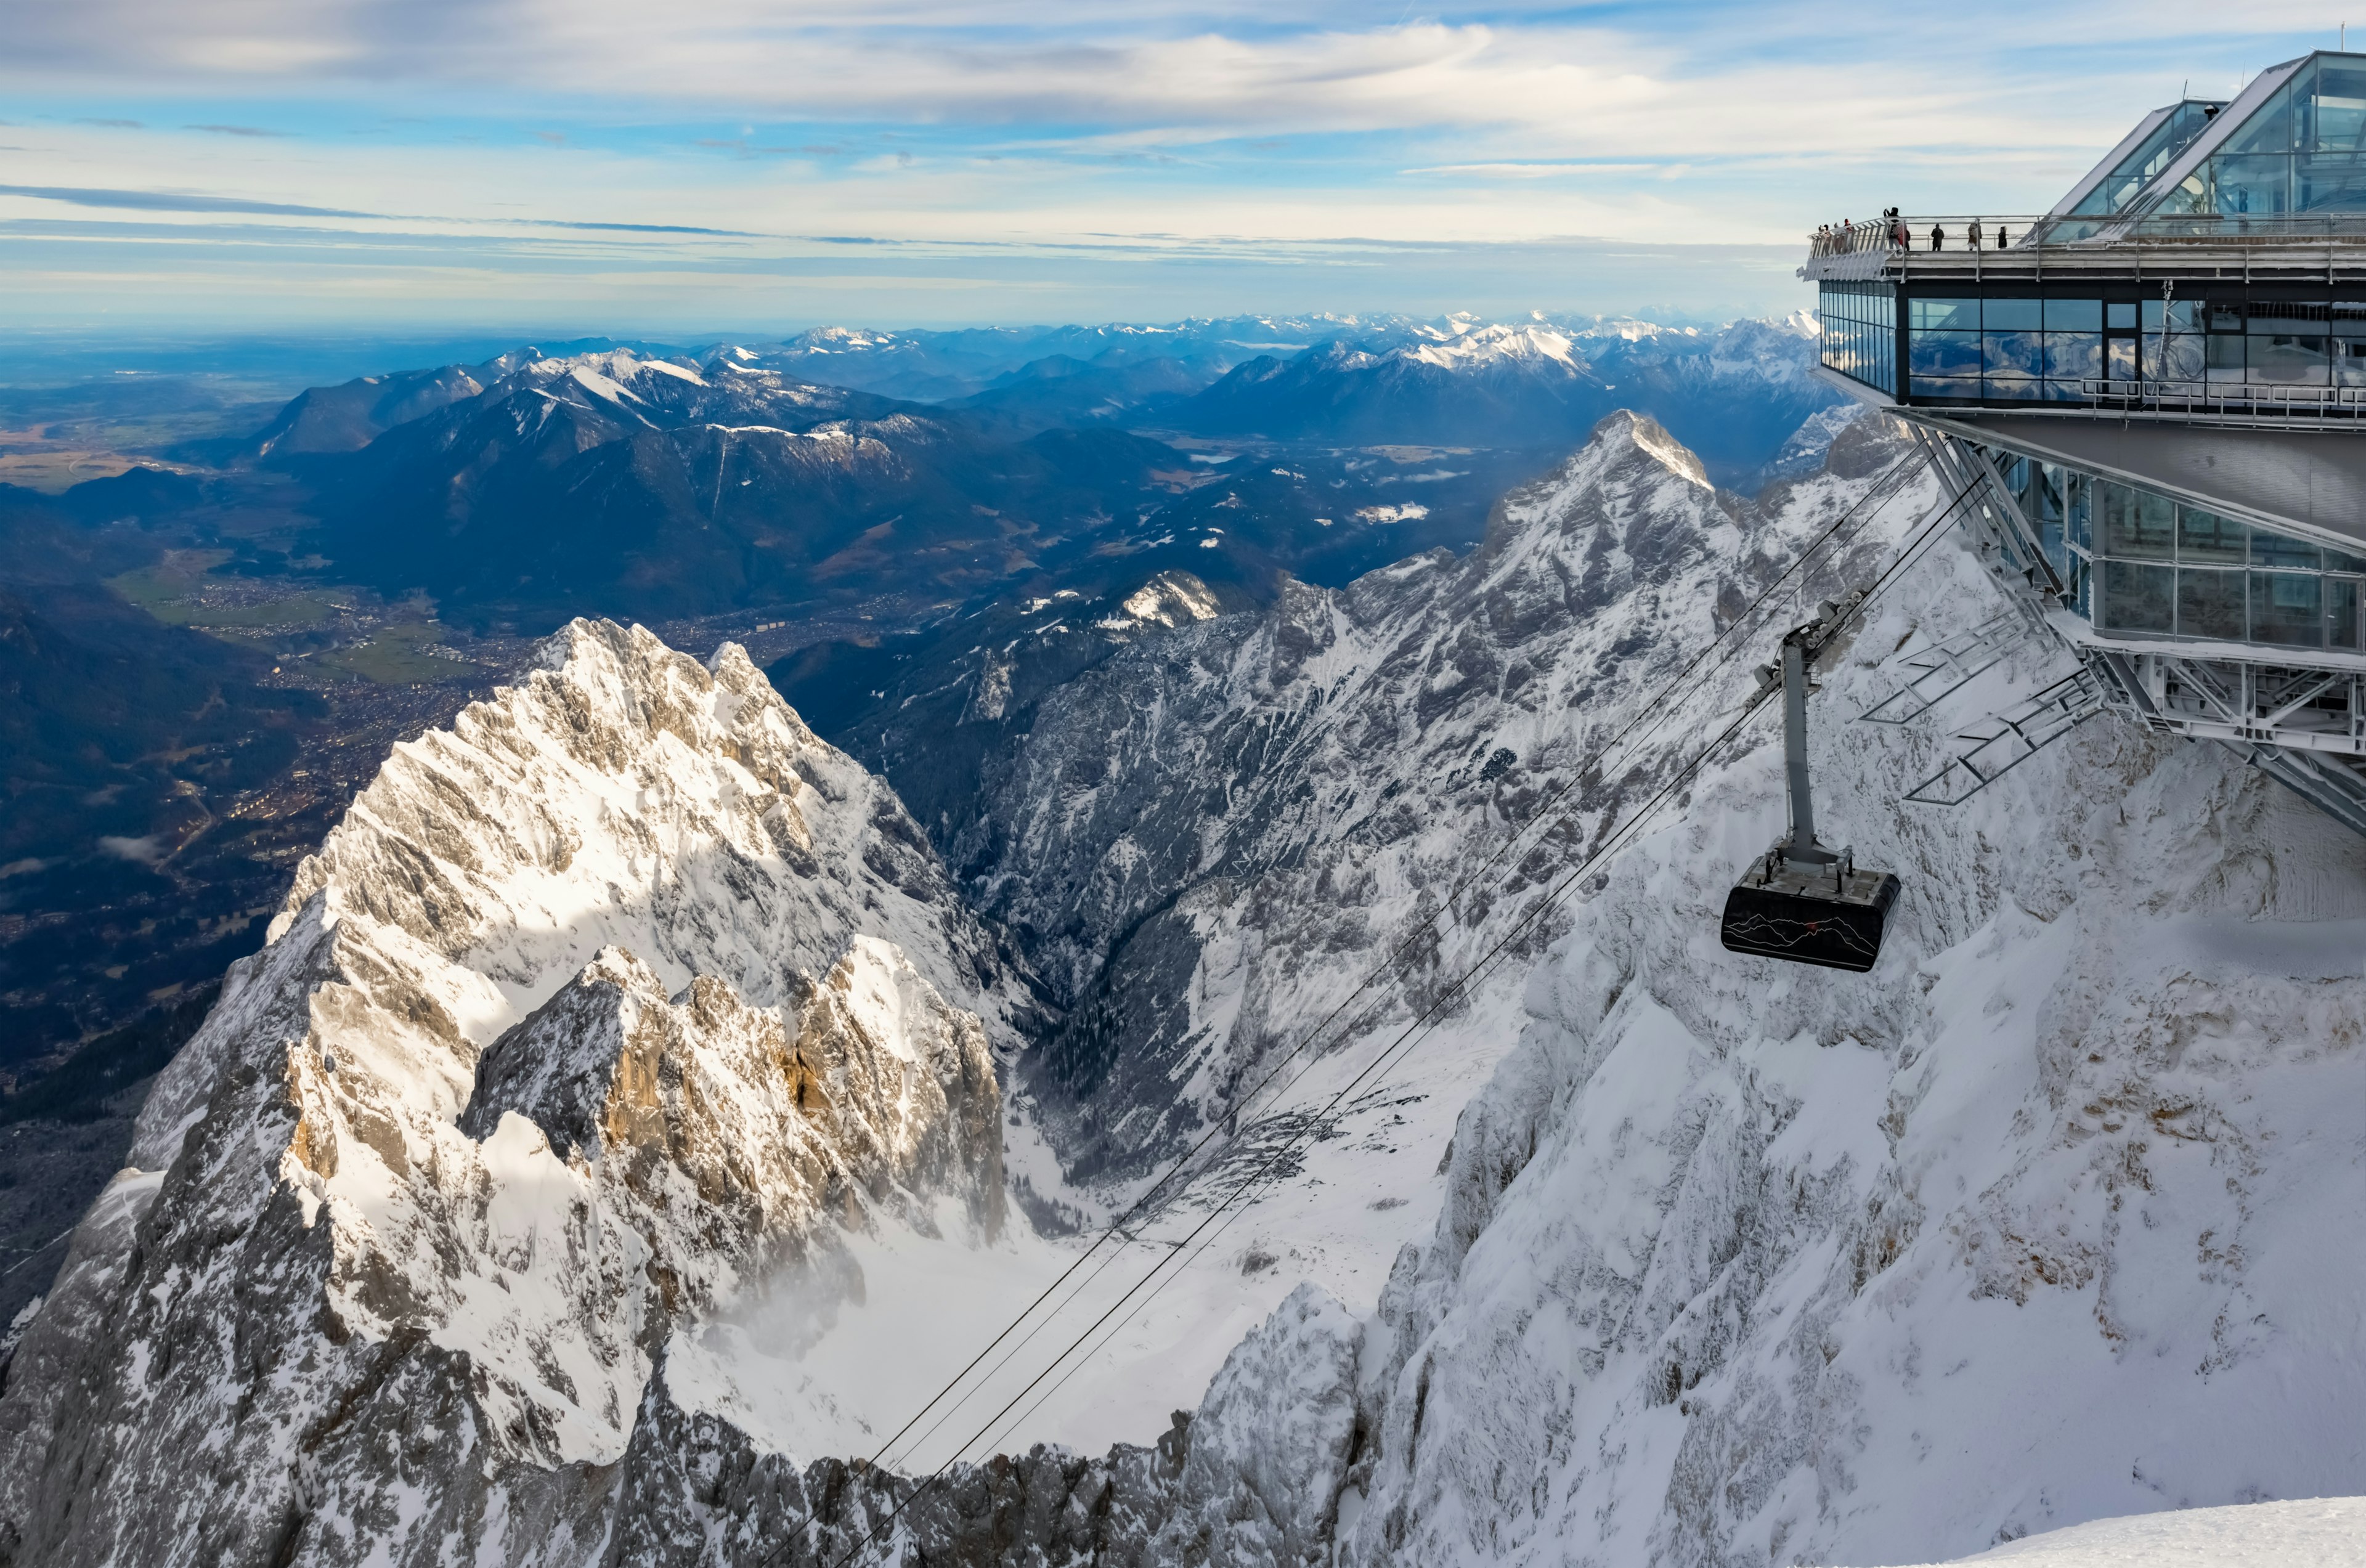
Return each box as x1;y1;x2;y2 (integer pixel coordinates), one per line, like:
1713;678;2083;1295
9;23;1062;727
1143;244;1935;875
0;2;2351;335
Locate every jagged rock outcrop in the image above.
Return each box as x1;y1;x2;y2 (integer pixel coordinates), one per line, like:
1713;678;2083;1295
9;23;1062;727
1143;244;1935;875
0;620;1025;1566
1325;510;2366;1564
937;410;1921;1185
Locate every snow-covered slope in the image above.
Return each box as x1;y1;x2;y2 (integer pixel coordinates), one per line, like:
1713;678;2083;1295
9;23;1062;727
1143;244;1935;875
837;405;2366;1566
0;621;1031;1565
1892;1496;2366;1567
1062;423;2364;1565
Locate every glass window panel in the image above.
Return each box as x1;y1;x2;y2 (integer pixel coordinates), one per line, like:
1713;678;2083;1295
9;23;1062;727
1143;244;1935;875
2251;571;2324;646
2046;333;2104;380
2332;578;2361;650
2299;152;2366;212
2045;299;2102;330
2250;301;2328;333
2101;483;2175;558
2248;333;2331;384
2104;560;2176;632
1983;298;2043;331
2306;66;2366;151
2213;154;2295;214
2178;569;2247;639
1909;298;1982;330
2208;301;2245;332
2142;299;2204;331
1911;375;1982;400
2149;335;2208;380
2334;336;2366;386
2223;82;2294;155
2107;302;2139;329
2179;506;2248;562
1983;331;2044;378
2252;529;2323;569
2108;339;2139;380
2328;547;2366;572
1909;331;1980;376
2206;335;2248;382
2066;471;2091;552
1988;376;2044;401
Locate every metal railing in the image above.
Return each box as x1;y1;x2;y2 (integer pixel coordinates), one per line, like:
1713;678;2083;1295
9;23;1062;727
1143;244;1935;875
1808;210;2366;266
1808;216;2047;260
2076;376;2366;417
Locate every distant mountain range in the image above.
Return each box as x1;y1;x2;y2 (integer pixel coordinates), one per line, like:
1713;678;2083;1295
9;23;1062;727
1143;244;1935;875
239;311;1841;630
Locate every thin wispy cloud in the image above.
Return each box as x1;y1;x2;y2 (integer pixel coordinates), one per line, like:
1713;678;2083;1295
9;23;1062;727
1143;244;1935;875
0;183;376;217
0;2;2350;327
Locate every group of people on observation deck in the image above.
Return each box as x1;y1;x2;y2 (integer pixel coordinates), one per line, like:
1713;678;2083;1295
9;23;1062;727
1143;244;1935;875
1810;210;2014;256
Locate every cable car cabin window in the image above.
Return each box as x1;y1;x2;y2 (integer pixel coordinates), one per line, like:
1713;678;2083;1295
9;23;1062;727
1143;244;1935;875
2104;560;2176;632
2252;572;2324;645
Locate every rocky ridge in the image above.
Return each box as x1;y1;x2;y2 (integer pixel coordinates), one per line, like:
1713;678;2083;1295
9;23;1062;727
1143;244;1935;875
0;621;1031;1564
928;410;1921;1190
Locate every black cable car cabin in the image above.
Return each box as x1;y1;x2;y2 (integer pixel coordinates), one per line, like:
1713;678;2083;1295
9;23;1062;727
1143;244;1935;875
1720;602;1901;972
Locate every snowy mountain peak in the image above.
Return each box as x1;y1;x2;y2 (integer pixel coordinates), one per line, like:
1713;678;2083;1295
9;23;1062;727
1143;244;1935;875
1400;322;1579;370
1097;569;1222;632
0;617;1021;1561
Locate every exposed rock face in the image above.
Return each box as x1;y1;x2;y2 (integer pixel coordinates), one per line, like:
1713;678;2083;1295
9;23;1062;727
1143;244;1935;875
933;410;1919;1185
1325;522;2366;1564
592;1283;1362;1568
0;620;1021;1566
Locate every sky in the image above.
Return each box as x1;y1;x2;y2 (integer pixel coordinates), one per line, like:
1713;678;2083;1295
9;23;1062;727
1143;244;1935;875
0;2;2353;336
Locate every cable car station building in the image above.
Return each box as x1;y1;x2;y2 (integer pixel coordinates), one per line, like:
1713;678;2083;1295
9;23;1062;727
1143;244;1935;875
1805;51;2366;834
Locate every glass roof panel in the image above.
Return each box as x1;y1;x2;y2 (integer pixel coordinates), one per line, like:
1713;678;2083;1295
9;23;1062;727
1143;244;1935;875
2065;100;2225;216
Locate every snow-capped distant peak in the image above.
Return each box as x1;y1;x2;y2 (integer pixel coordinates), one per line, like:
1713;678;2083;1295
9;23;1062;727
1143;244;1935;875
1094;570;1222;632
1399;322;1580;370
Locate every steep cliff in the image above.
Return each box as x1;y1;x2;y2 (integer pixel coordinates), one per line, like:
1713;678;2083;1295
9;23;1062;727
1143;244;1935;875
0;622;1024;1565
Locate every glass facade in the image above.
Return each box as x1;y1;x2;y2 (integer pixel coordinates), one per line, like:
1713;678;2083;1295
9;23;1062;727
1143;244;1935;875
2152;55;2366;216
1817;283;1893;394
1973;441;2366;651
1905;295;2126;402
2066;100;2225;217
1885;288;2366;402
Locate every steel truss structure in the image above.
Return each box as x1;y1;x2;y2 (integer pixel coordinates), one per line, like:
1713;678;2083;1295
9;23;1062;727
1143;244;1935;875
1892;422;2366;835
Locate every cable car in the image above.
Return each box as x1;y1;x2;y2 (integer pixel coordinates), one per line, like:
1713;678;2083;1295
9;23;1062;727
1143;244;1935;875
1720;599;1901;973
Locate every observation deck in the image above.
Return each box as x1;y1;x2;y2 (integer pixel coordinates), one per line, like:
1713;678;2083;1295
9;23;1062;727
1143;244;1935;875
1810;51;2366;834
